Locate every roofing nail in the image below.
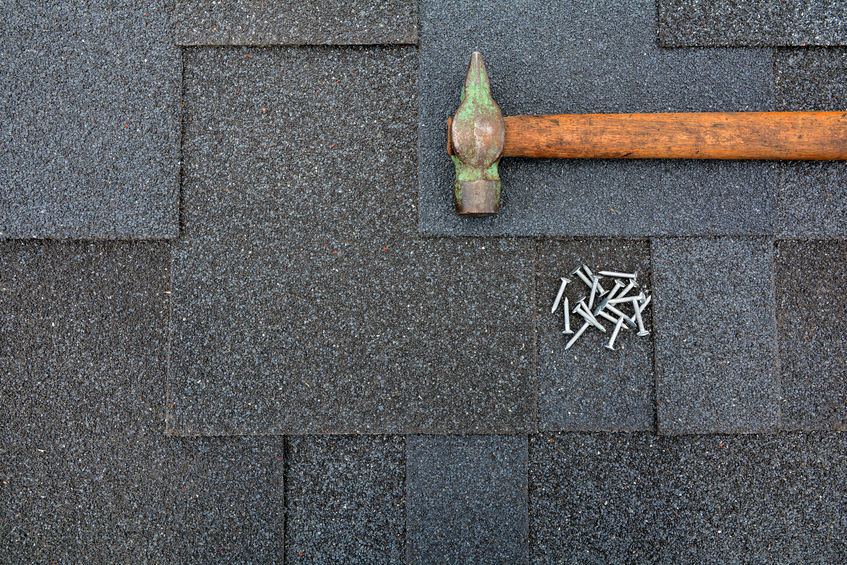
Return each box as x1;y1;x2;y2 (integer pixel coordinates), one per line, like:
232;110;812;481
572;267;594;290
550;277;571;314
605;316;626;350
605;303;636;328
575;302;606;332
596;309;618;325
562;297;573;334
616;280;637;300
635;294;652;315
607;292;646;305
599;270;637;279
588;276;600;310
606;279;625;301
564;320;590;350
634;302;650;337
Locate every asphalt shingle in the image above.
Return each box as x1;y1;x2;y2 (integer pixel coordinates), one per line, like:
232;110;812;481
406;435;528;563
535;239;654;432
530;431;847;562
0;242;284;562
175;0;417;45
1;2;180;239
285;435;405;562
652;237;780;435
776;240;847;431
658;0;847;47
775;48;847;238
418;0;774;237
169;47;534;435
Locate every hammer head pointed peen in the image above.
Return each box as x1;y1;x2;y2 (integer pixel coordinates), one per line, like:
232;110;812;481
448;52;505;216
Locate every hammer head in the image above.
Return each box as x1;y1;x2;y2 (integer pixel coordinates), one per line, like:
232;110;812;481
448;52;505;216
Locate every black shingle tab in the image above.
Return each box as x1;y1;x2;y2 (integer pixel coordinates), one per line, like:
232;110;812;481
652;237;780;434
530;432;847;562
0;242;284;562
535;239;654;432
774;48;847;238
776;240;847;431
169;47;534;435
406;435;528;563
658;0;847;47
418;0;774;237
285;435;405;562
1;2;180;239
175;0;417;45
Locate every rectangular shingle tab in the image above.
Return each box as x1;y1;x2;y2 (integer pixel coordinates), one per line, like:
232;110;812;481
418;0;774;237
535;239;654;432
658;0;847;47
530;432;847;562
169;47;535;435
652;237;780;434
0;242;284;562
175;0;417;45
776;240;847;431
774;48;847;238
1;2;180;239
406;435;528;563
284;436;405;562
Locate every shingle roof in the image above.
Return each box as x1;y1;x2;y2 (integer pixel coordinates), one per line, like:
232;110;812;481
2;0;846;562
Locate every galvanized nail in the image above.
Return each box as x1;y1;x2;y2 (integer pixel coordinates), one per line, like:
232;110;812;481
634;302;649;336
564;320;590;350
607;292;646;305
551;277;571;314
605;303;636;328
635;294;652;314
562;297;573;334
572;267;594;289
575;302;606;332
599;270;637;279
588;276;599;310
596;309;619;325
605;316;626;350
606;279;625;301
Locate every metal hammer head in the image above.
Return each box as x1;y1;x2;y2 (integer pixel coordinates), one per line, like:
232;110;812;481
447;52;505;216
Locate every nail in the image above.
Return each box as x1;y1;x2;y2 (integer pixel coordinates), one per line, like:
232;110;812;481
588;276;599;310
564;320;590;350
634;302;649;337
607;292;646;305
572;267;593;290
616;280;637;300
551;277;571;314
575;302;606;332
596;309;618;325
605;303;636;328
635;294;652;314
562;297;573;334
606;279;625;301
605;316;626;350
599;270;637;279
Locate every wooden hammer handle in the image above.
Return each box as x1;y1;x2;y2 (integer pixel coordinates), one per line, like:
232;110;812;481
498;112;847;160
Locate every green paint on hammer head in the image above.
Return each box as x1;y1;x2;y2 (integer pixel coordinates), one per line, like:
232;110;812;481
449;52;505;216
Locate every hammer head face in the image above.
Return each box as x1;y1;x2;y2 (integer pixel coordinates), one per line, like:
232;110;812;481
449;52;505;216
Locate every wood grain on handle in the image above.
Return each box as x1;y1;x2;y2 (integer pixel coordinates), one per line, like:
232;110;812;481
498;112;847;160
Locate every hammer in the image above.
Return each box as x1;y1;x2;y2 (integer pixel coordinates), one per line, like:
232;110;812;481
448;52;847;216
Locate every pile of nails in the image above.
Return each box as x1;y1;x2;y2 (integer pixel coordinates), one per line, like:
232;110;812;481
551;265;652;351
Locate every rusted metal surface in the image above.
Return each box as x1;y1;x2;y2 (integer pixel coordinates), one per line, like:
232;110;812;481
448;52;505;216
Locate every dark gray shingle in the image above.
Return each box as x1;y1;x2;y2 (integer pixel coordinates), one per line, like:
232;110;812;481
175;0;417;45
407;435;528;563
652;237;780;434
1;2;180;239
